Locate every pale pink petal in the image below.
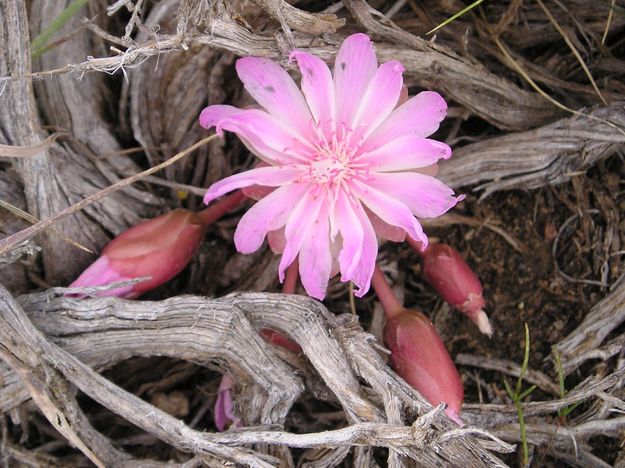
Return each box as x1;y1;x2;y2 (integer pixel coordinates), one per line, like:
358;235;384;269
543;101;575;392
366;208;406;242
290;51;335;138
334;33;377;129
417;164;439;177
234;184;309;254
361;91;448;152
204;166;301;205
241;185;274;201
267;227;286;254
68;256;135;298
278;189;325;282
366;172;463;219
398;85;409;106
357;137;451;172
348;202;378;296
351;180;428;246
199;105;242;132
215;109;313;164
241;163;276;200
334;191;363;280
298;202;332;300
329;237;341;278
236;57;313;138
351;60;405;144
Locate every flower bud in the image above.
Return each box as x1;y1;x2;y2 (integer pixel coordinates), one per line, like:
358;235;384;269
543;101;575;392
69;209;206;298
214;375;240;431
259;328;302;354
420;243;492;336
384;308;464;425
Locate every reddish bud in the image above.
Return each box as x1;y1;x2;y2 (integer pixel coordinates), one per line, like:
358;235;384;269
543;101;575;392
420;243;492;336
384;308;464;425
69;209;206;298
259;328;302;354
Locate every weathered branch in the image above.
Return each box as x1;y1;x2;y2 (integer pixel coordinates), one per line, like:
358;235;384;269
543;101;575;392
439;102;625;196
0;287;510;466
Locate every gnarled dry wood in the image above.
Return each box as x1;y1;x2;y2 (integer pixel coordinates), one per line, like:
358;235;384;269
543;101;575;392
249;0;344;35
3;0;561;132
556;275;625;375
0;287;511;466
0;0;159;285
0;169;30;293
439;102;625;196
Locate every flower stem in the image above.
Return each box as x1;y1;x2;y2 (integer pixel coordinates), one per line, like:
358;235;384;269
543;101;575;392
371;265;403;319
282;258;299;295
197;190;246;226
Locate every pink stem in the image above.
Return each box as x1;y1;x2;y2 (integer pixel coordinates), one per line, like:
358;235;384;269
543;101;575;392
282;258;299;295
371;265;403;320
197;190;246;226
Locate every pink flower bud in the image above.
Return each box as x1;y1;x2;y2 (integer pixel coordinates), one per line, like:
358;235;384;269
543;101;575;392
69;209;206;298
384;308;464;425
214;375;240;431
259;328;302;354
420;243;492;336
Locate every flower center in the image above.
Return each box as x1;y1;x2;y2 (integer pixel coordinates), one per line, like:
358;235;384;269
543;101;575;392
309;158;346;184
300;125;370;189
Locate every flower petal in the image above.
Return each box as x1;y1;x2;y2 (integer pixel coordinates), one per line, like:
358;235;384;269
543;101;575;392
234;184;309;254
366;172;463;219
334;191;364;280
204;166;301;204
215;109;313;164
351;60;405;144
334;33;378;130
361;91;448;152
199;105;242;132
349;201;377;296
267;227;286;254
214;375;239;431
329;236;341;278
365;207;406;242
68;256;135;298
357;136;451;172
236;57;313;138
351;180;428;246
290;50;335;138
241;184;275;201
278;189;325;282
298;202;332;300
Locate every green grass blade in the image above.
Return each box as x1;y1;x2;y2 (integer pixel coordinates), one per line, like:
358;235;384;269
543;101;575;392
516;322;531;395
518;384;537;401
517;401;529;466
31;0;89;59
503;377;515;400
560;400;584;417
427;0;485;35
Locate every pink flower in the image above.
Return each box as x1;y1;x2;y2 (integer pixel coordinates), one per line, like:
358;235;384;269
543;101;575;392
200;33;462;300
384;308;464;425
